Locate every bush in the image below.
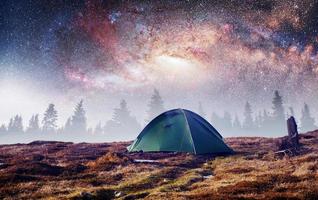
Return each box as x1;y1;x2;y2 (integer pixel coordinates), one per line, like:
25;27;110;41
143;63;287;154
87;152;131;170
71;189;115;200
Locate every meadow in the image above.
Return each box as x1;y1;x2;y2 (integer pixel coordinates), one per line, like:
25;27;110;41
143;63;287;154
0;131;317;200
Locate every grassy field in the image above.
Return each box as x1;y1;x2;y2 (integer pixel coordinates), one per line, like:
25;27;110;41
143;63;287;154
0;131;317;199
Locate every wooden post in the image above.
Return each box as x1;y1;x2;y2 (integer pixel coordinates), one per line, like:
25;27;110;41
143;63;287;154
287;116;299;148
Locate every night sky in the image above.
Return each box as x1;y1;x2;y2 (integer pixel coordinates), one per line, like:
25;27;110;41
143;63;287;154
1;0;318;130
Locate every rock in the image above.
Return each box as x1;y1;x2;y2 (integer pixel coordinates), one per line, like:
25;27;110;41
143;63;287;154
115;191;123;198
79;191;93;199
203;175;213;179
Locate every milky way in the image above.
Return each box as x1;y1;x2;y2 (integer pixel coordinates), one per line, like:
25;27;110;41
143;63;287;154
2;0;318;127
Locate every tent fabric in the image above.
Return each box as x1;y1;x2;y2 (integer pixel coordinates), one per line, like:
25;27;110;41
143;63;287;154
127;109;233;154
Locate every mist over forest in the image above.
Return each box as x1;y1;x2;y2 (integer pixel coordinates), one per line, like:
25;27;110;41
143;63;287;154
0;89;316;144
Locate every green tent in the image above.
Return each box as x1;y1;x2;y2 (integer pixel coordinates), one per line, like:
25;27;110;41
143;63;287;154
127;109;233;154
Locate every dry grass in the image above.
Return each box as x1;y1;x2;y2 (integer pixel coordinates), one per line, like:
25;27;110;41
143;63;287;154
0;131;318;199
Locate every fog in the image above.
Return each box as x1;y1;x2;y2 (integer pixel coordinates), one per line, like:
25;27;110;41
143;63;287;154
0;82;317;144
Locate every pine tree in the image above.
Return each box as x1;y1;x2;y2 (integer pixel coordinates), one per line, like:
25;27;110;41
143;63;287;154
16;116;23;132
42;104;58;133
106;99;141;140
27;114;40;133
64;117;72;133
232;115;241;130
260;109;271;133
243;102;254;130
255;111;263;128
272;90;285;133
272;91;285;120
146;89;164;121
300;103;317;132
223;111;233;131
112;100;130;124
94;122;104;135
0;124;7;134
7;115;23;133
263;109;270;123
87;127;93;135
211;112;223;131
70;100;87;133
7;118;14;133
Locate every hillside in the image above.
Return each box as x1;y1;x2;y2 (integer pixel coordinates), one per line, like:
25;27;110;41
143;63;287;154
0;131;318;200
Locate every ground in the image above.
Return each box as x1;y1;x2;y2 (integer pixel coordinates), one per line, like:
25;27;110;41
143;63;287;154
0;131;318;200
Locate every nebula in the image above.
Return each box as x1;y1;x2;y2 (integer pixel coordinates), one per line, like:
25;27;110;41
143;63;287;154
58;0;318;101
2;0;318;128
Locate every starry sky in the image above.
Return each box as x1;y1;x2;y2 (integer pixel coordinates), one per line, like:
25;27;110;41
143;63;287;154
1;0;318;129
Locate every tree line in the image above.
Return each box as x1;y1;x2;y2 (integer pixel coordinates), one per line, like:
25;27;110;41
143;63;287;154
0;89;165;140
0;100;87;135
0;89;316;139
206;91;317;136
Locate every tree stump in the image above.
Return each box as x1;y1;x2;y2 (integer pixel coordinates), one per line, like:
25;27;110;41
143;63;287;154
287;116;299;148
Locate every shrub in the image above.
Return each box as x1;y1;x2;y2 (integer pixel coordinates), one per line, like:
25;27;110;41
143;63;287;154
87;152;131;171
71;189;115;200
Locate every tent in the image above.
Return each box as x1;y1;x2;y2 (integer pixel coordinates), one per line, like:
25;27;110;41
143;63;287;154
127;109;233;154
